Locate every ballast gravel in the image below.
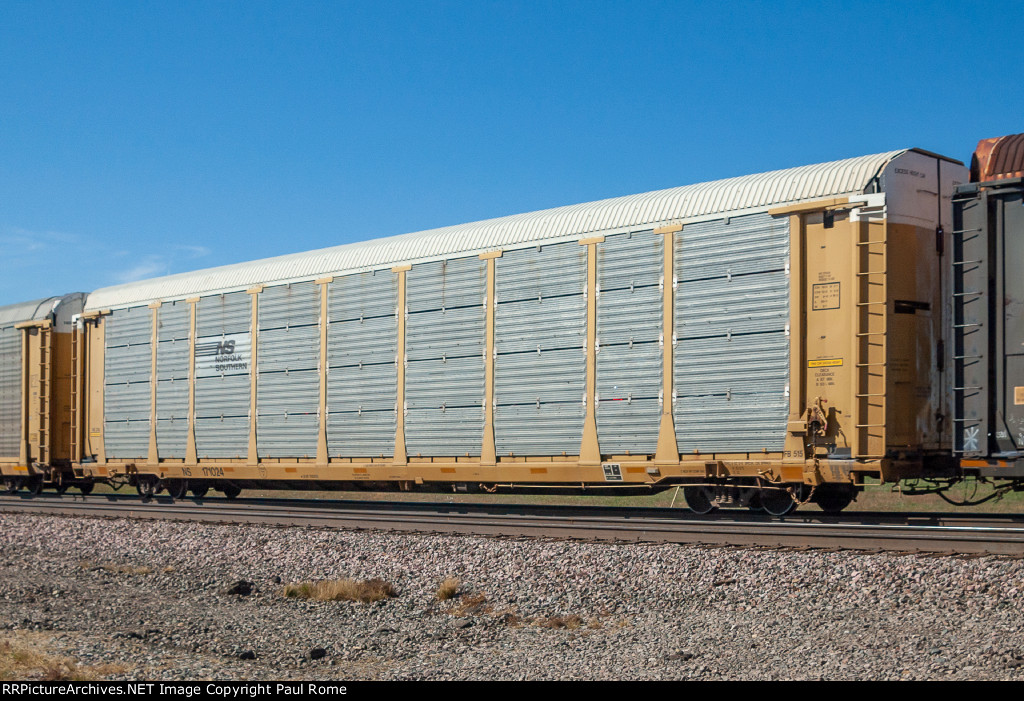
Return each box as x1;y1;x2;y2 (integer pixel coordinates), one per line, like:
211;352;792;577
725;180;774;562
2;511;1024;680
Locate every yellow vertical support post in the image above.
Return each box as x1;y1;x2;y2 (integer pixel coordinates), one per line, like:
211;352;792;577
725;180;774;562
392;265;410;465
578;237;604;465
785;212;807;462
90;316;107;465
247;288;261;466
19;328;29;469
315;278;332;468
479;252;501;466
147;302;160;466
185;298;199;465
654;224;681;464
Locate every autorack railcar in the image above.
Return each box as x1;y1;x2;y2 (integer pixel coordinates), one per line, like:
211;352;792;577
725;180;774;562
4;134;1024;514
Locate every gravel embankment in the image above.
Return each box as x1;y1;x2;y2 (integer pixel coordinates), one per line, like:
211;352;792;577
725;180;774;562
2;511;1024;680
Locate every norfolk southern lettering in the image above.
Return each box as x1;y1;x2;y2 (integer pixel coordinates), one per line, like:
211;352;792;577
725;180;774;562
195;339;248;372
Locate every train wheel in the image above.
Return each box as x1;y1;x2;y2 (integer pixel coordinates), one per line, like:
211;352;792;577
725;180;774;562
26;476;44;496
220;483;242;500
814;485;855;514
78;481;94;495
53;473;69;495
683;486;716;515
3;477;19;494
165;479;188;500
760;488;796;516
190;484;209;499
136;477;161;499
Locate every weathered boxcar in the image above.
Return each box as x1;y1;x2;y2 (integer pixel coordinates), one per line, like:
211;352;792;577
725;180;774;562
69;148;966;512
0;294;86;493
953;133;1024;477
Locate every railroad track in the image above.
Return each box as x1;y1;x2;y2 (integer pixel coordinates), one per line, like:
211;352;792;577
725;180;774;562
3;493;1024;555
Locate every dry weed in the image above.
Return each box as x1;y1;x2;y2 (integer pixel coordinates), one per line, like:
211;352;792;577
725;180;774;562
436;577;460;601
282;578;397;603
0;635;126;681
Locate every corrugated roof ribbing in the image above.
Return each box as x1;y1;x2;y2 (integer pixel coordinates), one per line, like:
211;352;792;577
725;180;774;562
86;150;905;310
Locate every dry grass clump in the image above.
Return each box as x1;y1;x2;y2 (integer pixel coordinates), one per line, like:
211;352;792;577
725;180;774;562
436;577;460;601
534;614;584;630
282;578;398;603
449;592;491;616
0;636;126;681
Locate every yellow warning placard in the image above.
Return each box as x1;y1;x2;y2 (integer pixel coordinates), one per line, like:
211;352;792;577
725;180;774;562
808;358;843;368
1015;387;1024;406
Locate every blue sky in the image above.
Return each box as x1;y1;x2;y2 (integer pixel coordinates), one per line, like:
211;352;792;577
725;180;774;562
1;1;1021;305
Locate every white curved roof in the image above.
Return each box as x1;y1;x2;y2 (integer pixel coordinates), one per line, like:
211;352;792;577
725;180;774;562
87;149;911;311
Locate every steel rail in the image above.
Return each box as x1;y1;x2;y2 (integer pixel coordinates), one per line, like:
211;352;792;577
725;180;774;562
2;494;1024;555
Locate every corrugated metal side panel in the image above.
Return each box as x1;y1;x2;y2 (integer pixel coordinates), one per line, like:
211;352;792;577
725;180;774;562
157;300;189;341
256;370;319;458
155;303;190;457
326;271;397;457
0;327;22;456
194;292;251;457
195;416;249;459
596;232;663;454
496;242;586;301
495;403;584;456
673;212;790;452
258;281;320;328
406;306;484;361
257;321;320;456
407;256;486;312
197;292;251;336
328;271;396;322
104;306;152;458
87;151;903;311
327;410;395;458
494;243;586;455
405;356;484;455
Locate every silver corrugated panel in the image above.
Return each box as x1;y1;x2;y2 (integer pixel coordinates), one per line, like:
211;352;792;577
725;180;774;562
197;292;251;336
195;416;249;458
406;406;483;456
495;403;584;456
676;212;789;279
157;301;189;342
598;287;662;341
495;348;585;405
155;379;188;419
675;333;789;396
257;370;320;415
407;306;485;361
596;342;662;399
595;398;661;455
155;417;187;458
677;274;789;336
156;338;189;380
407;256;486;312
329;270;396;322
496;242;586;301
672;211;789;453
103;381;152;421
103;419;150;458
0;326;21;456
258;326;320;373
105;306;152;347
0;297;60;328
327;316;397;367
598;230;662;291
88;151;908;312
405;355;484;409
327;410;395;457
327;363;397;413
675;394;790;453
105;343;152;385
195;374;250;418
496;296;586;354
258;281;319;329
257;413;319;458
